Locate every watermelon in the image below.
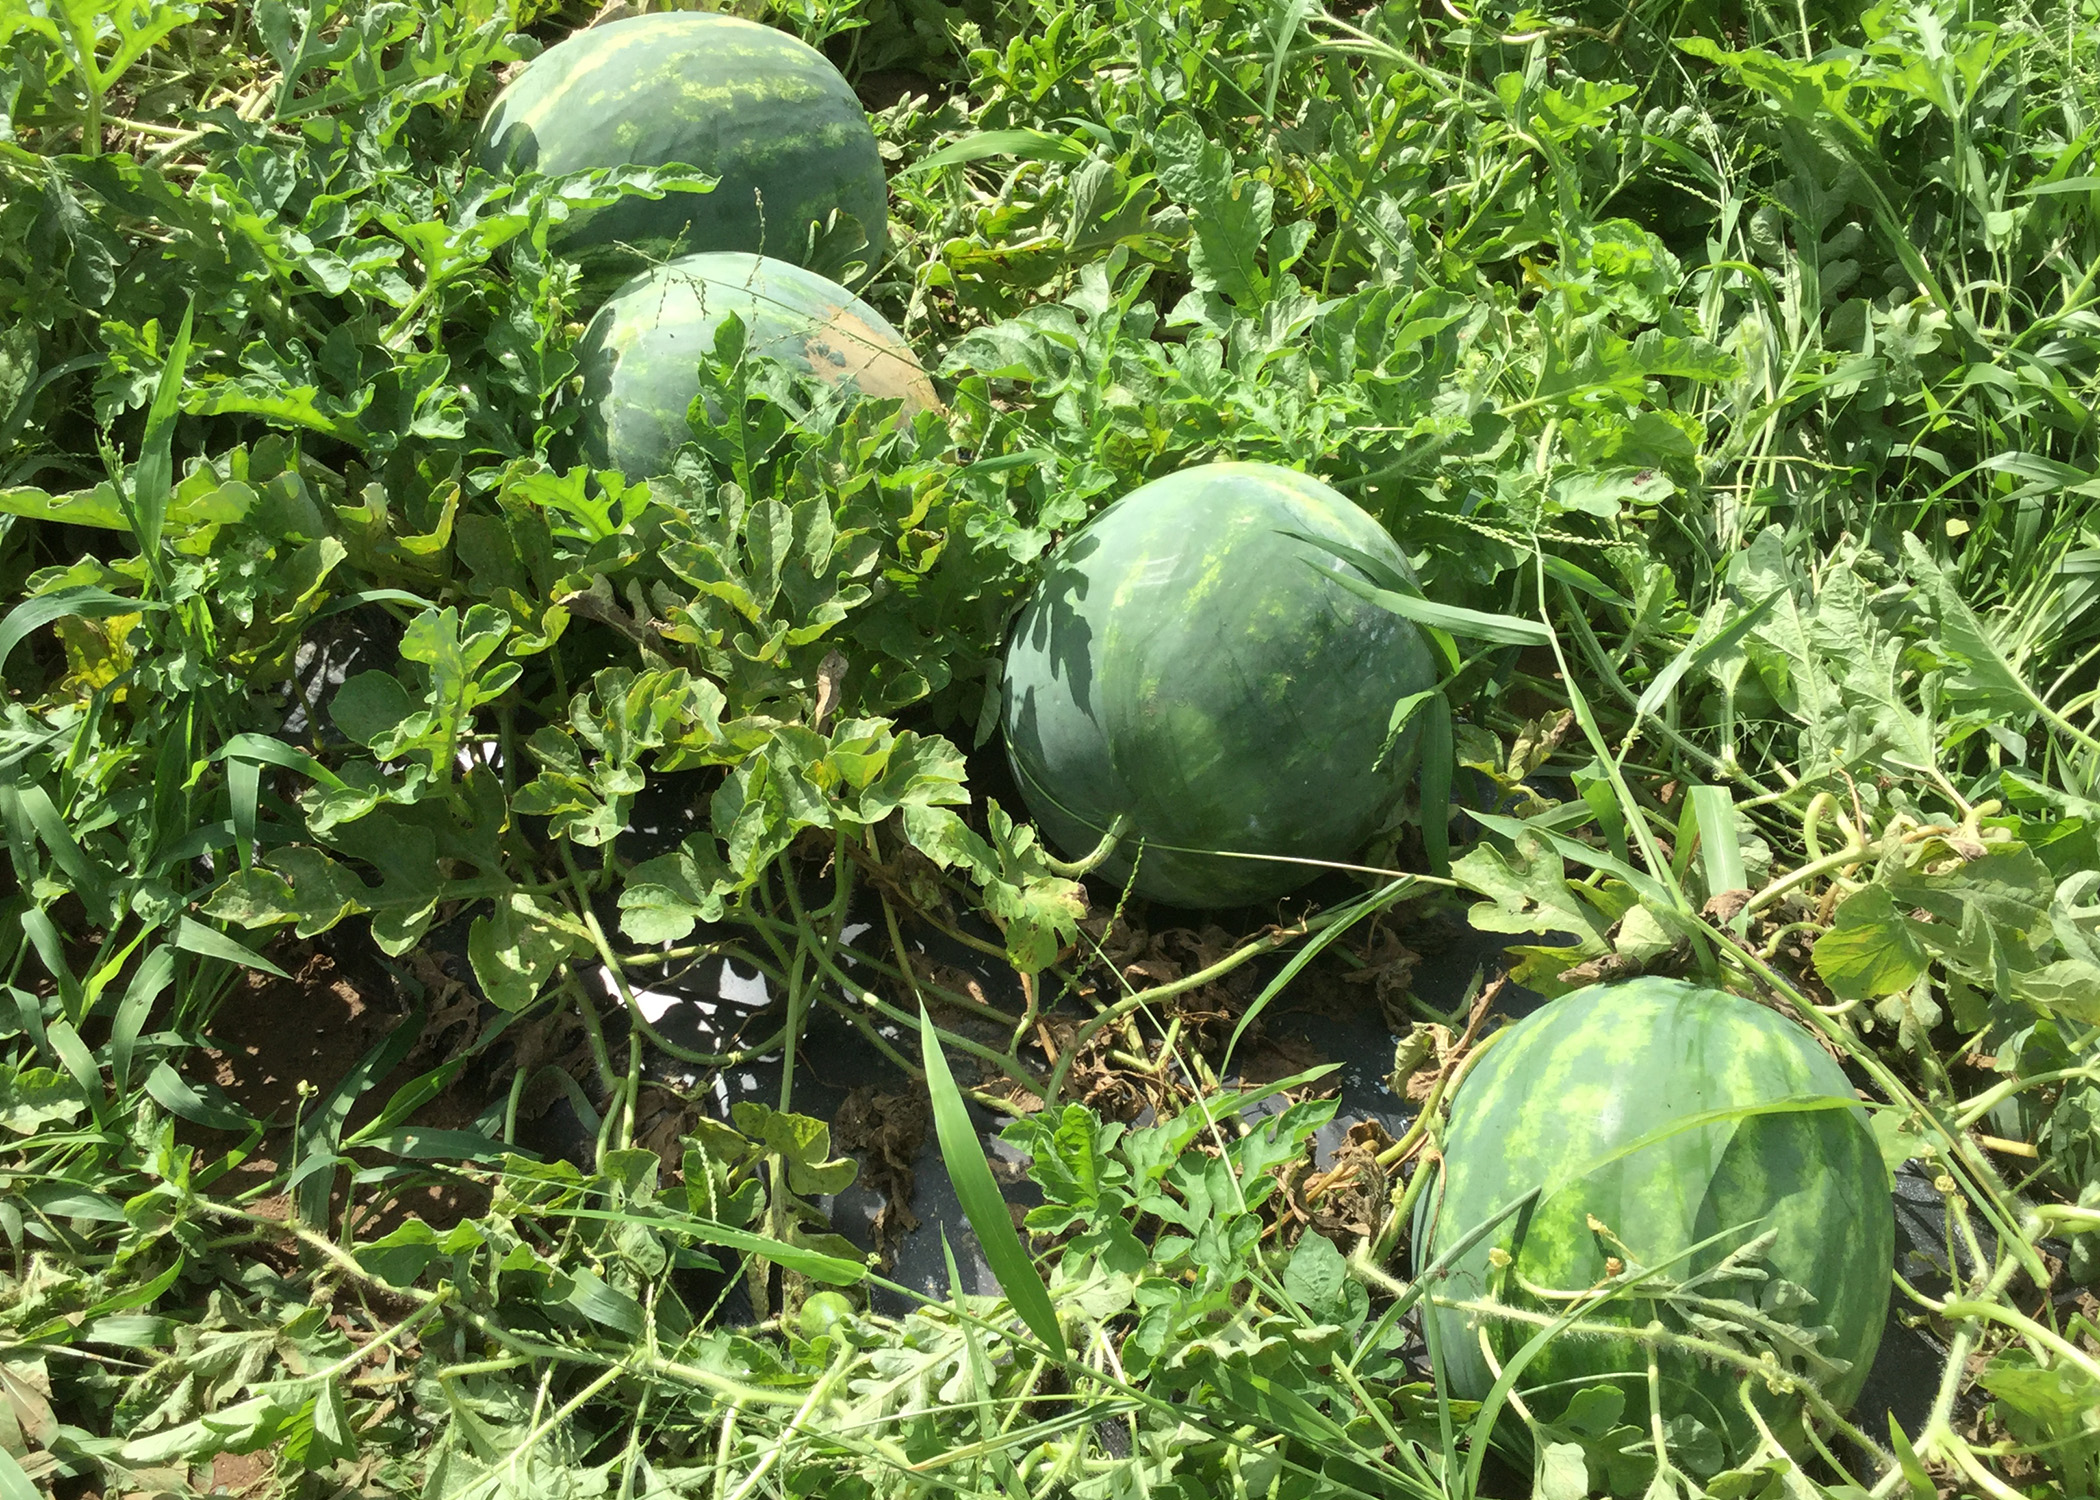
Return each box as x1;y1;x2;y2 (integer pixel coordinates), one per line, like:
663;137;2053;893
999;462;1437;910
475;13;888;285
1414;978;1892;1466
576;252;937;480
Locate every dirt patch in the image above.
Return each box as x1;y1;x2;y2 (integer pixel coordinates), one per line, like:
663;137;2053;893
184;936;497;1237
204;946;396;1125
208;1450;272;1495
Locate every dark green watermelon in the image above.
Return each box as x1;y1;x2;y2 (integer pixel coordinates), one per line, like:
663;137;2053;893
577;252;937;480
999;462;1437;909
475;13;887;285
1415;977;1893;1467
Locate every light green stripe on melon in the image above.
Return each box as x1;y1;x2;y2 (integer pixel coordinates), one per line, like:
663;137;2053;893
575;251;936;482
497;23;666;138
476;12;887;285
1001;461;1437;909
1416;977;1892;1464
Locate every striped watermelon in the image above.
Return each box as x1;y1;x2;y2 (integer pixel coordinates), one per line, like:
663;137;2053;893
475;13;888;284
999;462;1437;910
1415;978;1892;1464
576;252;935;480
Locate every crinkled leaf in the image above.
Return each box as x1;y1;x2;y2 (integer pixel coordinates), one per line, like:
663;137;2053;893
730;1102;859;1196
1282;1230;1348;1316
203;846;373;938
2010;958;2100;1023
619;838;735;944
0;1064;86;1135
468;893;586;1012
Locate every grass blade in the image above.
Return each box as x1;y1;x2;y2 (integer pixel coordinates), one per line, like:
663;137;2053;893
293;1005;423;1224
530;1205;866;1284
21;906;85;1023
1288;530;1551;647
129;301;195;577
896;128;1089;177
221;730;350;790
1;780;98;900
1322;564;1551;646
227;753;260;871
0;1445;39;1500
111;945;173;1090
1689;783;1747;897
1631;589;1781;721
1220;885;1400;1075
918;1004;1067;1359
1540;554;1632;607
174;915;291;979
0;586;156;677
1421;690;1454;876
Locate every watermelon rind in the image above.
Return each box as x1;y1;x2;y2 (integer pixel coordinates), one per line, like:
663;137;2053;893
476;13;888;285
1413;976;1894;1467
576;252;937;481
999;461;1437;910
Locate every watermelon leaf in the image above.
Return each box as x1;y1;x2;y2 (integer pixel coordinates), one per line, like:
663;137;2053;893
1813;885;1931;1000
901;803;1085;973
0;585;159;676
467;892;587;1013
1538;1441;1588;1500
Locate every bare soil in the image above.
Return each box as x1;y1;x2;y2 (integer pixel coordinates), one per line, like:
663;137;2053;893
187;937;493;1235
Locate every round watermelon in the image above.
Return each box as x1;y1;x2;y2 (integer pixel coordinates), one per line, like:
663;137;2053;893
1415;978;1892;1464
576;252;937;480
475;14;888;285
999;462;1437;910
